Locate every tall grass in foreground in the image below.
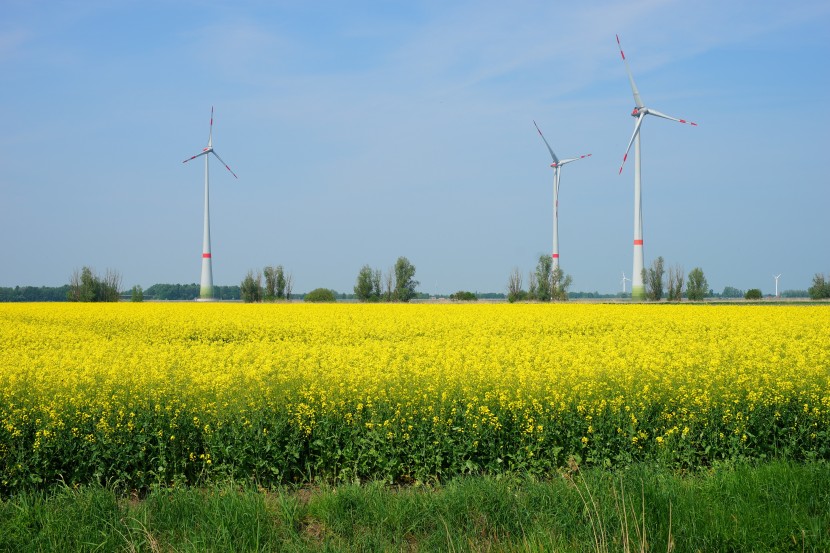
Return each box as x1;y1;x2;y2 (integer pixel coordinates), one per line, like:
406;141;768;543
1;461;827;552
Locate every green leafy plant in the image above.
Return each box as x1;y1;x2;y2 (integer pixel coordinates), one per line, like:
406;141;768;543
745;288;762;300
303;288;337;302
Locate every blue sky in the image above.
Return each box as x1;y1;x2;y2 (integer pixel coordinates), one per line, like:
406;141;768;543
2;0;828;295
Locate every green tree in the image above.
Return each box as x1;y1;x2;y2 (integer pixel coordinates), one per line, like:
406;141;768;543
809;273;830;300
263;266;277;301
393;257;419;302
686;267;708;301
68;266;121;302
79;267;96;302
130;285;144;302
240;270;262;303
667;265;684;302
372;269;382;301
276;266;286;299
284;272;294;300
449;291;477;301
745;288;763;300
527;270;538;301
534;255;553;302
550;266;573;301
721;286;744;298
263;265;287;301
644;256;665;301
354;265;376;302
507;267;525;303
304;288;337;302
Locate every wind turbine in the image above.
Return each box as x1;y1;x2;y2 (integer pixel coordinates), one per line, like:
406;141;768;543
616;35;697;300
533;120;591;270
621;272;631;294
183;107;238;301
774;274;782;298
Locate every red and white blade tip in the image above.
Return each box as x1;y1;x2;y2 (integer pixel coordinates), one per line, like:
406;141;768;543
618;153;628;174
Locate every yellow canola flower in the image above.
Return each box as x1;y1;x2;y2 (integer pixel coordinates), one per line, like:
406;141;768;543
0;302;828;486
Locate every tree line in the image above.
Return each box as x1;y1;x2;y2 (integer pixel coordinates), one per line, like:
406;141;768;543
507;255;573;303
145;283;242;301
638;257;708;301
0;286;71;302
353;257;419;302
240;265;294;303
0;264;826;302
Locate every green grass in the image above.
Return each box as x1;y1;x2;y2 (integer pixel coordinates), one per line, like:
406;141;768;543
1;461;827;552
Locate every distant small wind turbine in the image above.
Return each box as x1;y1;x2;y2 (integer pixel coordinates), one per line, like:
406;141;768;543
616;35;697;300
774;274;782;298
183;107;238;301
621;272;631;293
533;120;591;270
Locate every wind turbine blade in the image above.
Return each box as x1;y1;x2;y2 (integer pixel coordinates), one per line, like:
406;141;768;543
533;120;559;165
649;109;698;126
209;106;214;145
559;154;592;165
616;35;644;109
211;150;238;179
619;113;645;174
183;150;208;164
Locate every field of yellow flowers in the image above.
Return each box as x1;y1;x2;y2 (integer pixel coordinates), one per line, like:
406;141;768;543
1;303;828;493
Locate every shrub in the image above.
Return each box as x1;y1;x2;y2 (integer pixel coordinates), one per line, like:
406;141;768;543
745;288;763;300
449;291;477;301
304;288;337;303
507;291;528;303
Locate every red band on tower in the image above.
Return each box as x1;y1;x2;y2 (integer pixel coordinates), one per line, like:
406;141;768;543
633;240;643;246
202;253;212;258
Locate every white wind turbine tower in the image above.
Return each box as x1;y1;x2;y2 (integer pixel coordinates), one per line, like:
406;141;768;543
533;121;591;270
616;35;697;300
183;107;238;301
774;274;782;298
621;272;631;294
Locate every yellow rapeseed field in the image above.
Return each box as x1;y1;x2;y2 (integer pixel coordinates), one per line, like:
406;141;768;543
1;302;828;492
